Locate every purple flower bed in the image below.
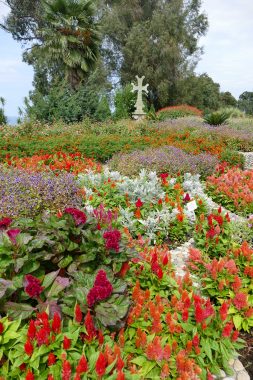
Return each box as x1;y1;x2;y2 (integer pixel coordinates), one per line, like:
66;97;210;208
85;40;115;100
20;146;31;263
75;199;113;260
0;168;82;218
108;146;219;177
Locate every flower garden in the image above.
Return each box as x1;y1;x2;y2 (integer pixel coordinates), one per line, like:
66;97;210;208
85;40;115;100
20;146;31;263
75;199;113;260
0;117;253;380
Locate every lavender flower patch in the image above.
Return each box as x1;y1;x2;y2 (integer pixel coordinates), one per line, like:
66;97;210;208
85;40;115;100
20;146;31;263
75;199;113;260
0;168;82;218
108;146;218;178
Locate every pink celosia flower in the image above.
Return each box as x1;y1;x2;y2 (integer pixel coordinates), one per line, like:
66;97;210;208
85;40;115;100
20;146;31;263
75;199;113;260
233;292;248;310
87;270;113;307
0;217;12;230
24;274;44;298
103;230;121;252
65;208;87;225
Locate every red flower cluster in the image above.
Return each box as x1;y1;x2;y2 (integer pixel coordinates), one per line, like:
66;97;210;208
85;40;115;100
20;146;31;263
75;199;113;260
24;312;61;358
65;207;87;226
95;352;107;377
24;274;44;298
87;270;113;307
103;229;121;252
233;292;248;310
151;253;163;279
0;322;4;334
135;198;143;208
0;217;12;230
194;294;214;323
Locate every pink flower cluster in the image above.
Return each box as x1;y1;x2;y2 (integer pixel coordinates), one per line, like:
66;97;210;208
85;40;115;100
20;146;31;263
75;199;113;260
87;270;113;307
103;230;121;252
24;275;44;298
65;208;87;226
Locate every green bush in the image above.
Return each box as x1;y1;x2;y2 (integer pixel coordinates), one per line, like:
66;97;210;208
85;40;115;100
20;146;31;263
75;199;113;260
113;84;137;120
204;111;230;126
220;149;245;168
218;107;245;119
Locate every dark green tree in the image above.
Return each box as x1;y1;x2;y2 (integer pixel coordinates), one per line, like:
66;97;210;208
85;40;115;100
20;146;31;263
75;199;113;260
219;91;237;108
0;97;7;125
238;91;253;115
178;73;220;113
102;0;208;109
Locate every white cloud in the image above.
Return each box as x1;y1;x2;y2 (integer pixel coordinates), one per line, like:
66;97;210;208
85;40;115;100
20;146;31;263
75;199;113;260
197;0;253;98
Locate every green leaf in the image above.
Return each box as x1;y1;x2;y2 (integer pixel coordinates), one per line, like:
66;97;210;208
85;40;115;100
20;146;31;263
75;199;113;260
4;302;35;320
42;270;60;289
233;314;242;330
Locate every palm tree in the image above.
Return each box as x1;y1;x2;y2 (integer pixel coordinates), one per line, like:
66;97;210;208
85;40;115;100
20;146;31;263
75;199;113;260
31;0;100;89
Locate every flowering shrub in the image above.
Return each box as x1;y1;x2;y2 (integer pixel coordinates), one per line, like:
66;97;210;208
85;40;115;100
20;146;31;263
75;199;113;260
4;151;101;175
207;166;253;216
157;105;203;120
0;168;82;218
0;245;244;379
188;242;253;332
78;169;206;245
108;146;218;178
0;210;134;327
194;208;233;258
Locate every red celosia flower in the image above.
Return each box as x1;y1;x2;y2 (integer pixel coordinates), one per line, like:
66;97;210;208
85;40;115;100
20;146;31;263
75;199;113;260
0;322;4;334
0;217;12;230
95;352;107;377
24;274;44;298
63;336;71;350
222;322;233;337
52;313;61;334
182;309;189;322
24;339;33;356
83;310;97;341
27;319;36;340
25;369;34;380
146;336;164;361
48;352;57;366
192;334;199;347
98;330;104;345
233;292;248;310
74;375;81;380
36;327;50;346
62;360;72;380
117;262;130;278
7;229;21;244
151;262;163;279
135;198;143;208
245;308;253;318
74;304;83;323
161;363;170;379
219;302;229;321
76;355;88;373
87;270;113;307
206;228;217;239
159;173;169;180
116;371;125;380
232;330;239;342
103;230;121;252
65;208;87;226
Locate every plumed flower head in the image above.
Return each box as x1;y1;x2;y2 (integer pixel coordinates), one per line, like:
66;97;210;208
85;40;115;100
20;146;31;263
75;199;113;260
65;208;87;225
24;275;44;298
7;229;21;244
0;217;12;230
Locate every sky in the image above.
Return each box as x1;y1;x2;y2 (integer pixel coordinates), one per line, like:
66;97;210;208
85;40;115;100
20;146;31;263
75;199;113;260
0;0;253;116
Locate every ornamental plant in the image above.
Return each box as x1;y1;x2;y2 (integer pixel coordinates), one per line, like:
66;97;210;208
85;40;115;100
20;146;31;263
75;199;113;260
4;151;101;175
188;242;253;332
194;208;233;258
206;167;253;216
0;210;135;327
79;169;198;245
156;105;203;120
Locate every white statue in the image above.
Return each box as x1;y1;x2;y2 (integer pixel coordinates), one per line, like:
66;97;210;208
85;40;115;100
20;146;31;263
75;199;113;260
131;75;149;119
